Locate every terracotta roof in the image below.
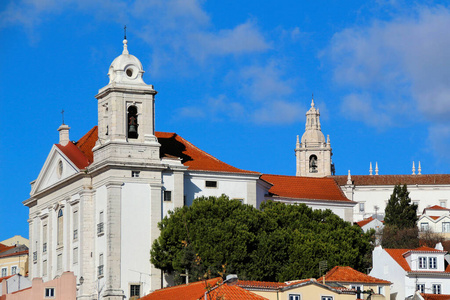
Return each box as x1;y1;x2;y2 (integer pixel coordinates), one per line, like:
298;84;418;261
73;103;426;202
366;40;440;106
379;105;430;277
236;280;287;289
332;174;450;186
206;284;268;300
141;278;222;300
421;294;450;300
356;217;375;228
425;205;450;211
261;174;352;202
55;142;90;169
0;250;28;259
318;266;391;284
0;275;14;282
0;244;14;254
69;127;257;174
428;216;441;220
385;246;447;272
156;132;258;174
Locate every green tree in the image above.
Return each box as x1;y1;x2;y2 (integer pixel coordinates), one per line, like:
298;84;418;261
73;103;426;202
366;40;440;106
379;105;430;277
151;196;374;283
382;184;419;248
384;184;418;229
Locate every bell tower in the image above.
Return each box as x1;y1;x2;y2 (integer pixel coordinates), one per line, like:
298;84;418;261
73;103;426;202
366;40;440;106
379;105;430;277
92;38;160;165
295;97;333;177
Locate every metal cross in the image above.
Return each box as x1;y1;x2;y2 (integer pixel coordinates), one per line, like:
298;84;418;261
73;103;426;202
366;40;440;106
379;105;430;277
61;109;65;125
124;25;127;40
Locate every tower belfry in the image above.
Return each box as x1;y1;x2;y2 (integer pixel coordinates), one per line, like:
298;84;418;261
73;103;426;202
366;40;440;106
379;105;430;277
295;96;333;177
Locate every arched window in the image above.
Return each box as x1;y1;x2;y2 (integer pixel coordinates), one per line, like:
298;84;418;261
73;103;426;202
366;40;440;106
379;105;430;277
57;209;63;246
127;105;138;139
309;155;318;173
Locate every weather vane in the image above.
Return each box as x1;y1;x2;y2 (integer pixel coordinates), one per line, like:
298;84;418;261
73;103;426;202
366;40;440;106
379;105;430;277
61;109;65;125
124;25;127;40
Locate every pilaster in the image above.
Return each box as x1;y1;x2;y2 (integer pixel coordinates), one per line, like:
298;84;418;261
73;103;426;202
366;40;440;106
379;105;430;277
78;189;96;300
149;183;162;292
103;181;125;300
173;171;184;209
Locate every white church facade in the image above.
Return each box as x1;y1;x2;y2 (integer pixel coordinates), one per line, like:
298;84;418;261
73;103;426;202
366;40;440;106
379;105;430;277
24;40;355;299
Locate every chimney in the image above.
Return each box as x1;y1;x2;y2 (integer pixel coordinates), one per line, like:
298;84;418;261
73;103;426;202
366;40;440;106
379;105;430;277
58;124;70;146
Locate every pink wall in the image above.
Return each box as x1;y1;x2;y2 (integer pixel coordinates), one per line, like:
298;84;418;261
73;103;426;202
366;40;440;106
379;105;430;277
2;272;76;300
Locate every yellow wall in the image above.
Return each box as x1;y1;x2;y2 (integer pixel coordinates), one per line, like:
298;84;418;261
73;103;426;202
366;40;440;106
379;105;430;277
0;254;29;277
249;282;356;300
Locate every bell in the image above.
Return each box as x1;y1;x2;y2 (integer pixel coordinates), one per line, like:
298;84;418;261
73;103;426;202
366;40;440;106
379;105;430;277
129;125;137;133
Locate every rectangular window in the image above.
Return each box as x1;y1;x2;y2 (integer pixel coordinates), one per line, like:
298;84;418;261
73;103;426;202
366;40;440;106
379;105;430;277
11;266;17;275
43;260;47;276
443;222;450;233
359;202;365;212
98;253;104;277
33;251;37;262
419;257;427;269
73;248;78;264
322;297;333;300
420;222;429;231
1;268;7;277
440;200;447;208
164;190;172;201
432;284;441;294
130;284;141;297
417;284;425;293
429;257;437;269
43;224;48;252
205;180;218;188
73;210;78;240
378;286;384;295
131;171;140;177
57;253;62;271
45;287;55;298
289;295;300;300
98;211;104;235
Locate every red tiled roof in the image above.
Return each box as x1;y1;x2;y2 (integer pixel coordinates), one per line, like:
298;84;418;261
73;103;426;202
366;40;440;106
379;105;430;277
55;142;90;169
206;284;268;300
0;244;14;254
0;275;14;282
332;174;450;186
156;132;258;174
425;205;450;211
385;246;447;272
236;280;287;289
0;250;28;259
356;217;374;228
426;216;441;220
421;294;450;300
69;127;257;174
318;266;391;284
261;174;352;202
141;278;222;300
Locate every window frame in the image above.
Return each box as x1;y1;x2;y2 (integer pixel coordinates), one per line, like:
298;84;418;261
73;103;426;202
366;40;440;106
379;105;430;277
164;190;172;202
418;257;427;269
432;284;441;294
429;257;437;269
45;287;55;298
205;180;218;188
417;284;425;293
11;266;17;275
1;267;7;277
420;222;429;232
130;284;141;298
443;222;450;233
288;294;301;300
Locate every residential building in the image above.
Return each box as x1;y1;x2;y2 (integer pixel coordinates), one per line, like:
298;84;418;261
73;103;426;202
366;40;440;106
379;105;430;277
318;266;391;299
418;206;450;240
356;217;384;233
0;237;29;248
0;274;32;297
370;244;450;300
0;244;28;278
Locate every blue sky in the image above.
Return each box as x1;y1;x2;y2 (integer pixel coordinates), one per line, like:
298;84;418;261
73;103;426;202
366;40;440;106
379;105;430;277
1;0;449;241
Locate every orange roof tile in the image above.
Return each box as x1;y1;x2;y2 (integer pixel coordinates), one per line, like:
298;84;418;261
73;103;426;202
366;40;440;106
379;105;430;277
141;278;222;300
69;127;258;174
356;217;375;228
318;266;391;284
55;142;90;169
261;174;352;202
385;246;447;272
205;284;268;300
421;294;450;300
332;174;450;186
425;205;450;211
236;280;287;289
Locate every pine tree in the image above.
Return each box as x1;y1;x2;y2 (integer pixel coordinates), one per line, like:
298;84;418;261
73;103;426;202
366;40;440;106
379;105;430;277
384;184;418;229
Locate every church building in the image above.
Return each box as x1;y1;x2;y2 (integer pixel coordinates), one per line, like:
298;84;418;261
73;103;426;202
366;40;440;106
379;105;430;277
24;39;355;299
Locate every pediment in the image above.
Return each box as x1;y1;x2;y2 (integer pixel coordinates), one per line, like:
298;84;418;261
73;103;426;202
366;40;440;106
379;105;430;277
31;145;80;195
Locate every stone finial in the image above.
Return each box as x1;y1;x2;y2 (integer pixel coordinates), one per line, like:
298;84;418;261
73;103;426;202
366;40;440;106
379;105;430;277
418;161;422;175
375;162;379;175
296;135;300;149
122;39;129;55
326;135;330;145
58;124;70;146
347;170;352;185
369;162;373;175
412;161;416;175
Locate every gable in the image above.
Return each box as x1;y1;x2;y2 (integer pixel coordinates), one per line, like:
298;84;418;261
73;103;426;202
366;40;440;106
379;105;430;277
31;145;81;195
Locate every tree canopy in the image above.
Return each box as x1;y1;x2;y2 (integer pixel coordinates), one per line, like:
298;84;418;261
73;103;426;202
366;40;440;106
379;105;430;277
382;184;419;248
151;195;374;283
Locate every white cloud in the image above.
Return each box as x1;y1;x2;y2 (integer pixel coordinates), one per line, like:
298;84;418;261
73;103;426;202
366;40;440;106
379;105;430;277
251;100;303;125
340;93;392;128
176;95;245;122
428;124;450;162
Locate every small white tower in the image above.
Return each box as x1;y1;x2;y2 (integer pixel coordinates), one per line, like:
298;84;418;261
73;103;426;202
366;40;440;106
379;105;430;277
295;96;333;177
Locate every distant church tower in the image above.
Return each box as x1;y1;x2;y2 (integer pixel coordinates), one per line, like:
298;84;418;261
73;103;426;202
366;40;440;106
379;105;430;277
295;97;333;177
